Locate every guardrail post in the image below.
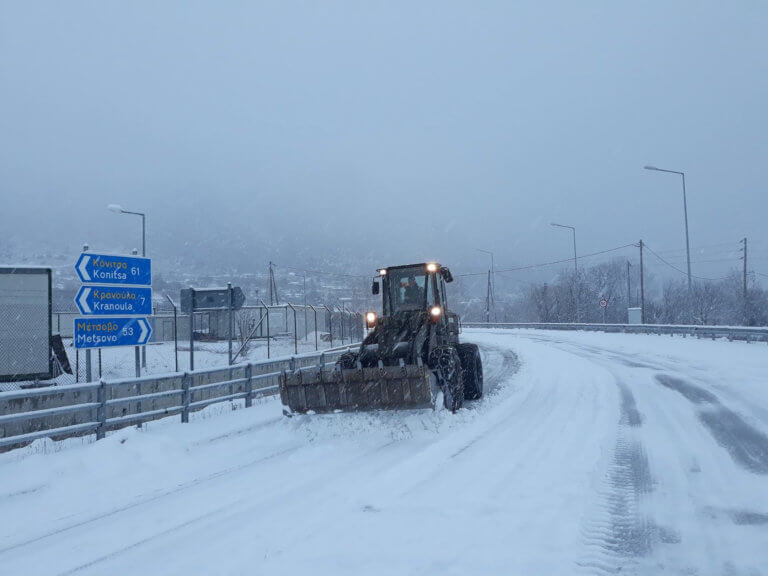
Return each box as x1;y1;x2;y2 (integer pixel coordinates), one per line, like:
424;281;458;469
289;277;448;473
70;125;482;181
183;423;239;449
289;356;296;371
181;372;191;423
136;380;142;429
96;379;107;441
245;363;253;408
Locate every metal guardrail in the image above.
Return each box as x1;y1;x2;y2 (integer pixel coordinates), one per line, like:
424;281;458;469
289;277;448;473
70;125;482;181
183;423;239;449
462;322;768;343
0;344;360;451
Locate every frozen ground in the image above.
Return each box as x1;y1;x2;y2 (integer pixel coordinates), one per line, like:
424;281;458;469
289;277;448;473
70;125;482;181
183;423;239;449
1;333;347;391
1;329;767;575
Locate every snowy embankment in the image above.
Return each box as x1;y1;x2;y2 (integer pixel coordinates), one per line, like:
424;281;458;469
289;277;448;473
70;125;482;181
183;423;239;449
1;329;766;575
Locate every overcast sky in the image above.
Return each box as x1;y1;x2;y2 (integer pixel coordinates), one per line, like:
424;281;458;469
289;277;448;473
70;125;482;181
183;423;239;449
1;1;766;280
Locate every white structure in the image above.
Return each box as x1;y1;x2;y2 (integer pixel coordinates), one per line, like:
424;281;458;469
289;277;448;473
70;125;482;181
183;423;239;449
0;267;52;381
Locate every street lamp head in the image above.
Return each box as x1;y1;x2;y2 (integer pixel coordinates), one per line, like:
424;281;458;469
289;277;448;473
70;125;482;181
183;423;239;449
108;204;125;213
643;165;658;171
551;222;574;230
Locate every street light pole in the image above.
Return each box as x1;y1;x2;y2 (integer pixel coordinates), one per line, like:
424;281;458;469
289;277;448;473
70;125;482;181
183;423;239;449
550;223;577;272
644;166;692;290
551;222;578;321
109;204;148;368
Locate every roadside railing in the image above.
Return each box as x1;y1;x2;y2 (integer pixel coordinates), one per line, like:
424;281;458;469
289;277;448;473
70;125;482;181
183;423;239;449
462;322;768;343
0;344;359;452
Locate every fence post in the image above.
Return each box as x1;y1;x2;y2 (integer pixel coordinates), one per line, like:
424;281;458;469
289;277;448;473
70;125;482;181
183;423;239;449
172;300;178;372
189;288;196;371
245;363;253;408
96;379;107;440
181;372;191;423
313;306;318;351
324;306;333;348
227;282;233;365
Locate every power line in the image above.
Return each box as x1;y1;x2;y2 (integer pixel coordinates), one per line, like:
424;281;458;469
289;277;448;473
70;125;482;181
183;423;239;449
456;243;637;278
643;244;729;281
658;256;742;265
279;264;369;279
652;240;741;256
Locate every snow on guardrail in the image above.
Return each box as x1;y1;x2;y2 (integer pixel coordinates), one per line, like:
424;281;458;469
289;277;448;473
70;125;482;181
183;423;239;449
0;343;360;452
462;322;768;342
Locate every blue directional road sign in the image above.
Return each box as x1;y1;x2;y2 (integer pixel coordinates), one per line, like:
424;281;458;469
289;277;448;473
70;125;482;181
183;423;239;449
74;317;153;349
75;285;153;316
75;253;151;286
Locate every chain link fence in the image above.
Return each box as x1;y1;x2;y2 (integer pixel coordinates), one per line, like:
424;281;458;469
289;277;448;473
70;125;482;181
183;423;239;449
1;303;364;390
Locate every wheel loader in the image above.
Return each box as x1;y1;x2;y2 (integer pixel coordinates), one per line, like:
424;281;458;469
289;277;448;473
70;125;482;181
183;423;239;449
279;262;483;414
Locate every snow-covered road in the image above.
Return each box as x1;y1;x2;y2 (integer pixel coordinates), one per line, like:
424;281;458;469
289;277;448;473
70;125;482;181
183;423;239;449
1;329;766;575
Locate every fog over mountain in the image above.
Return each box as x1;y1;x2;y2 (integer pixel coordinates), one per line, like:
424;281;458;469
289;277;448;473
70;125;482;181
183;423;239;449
2;2;767;283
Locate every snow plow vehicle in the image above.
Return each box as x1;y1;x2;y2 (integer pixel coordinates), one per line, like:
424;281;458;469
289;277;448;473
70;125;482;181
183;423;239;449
279;262;483;414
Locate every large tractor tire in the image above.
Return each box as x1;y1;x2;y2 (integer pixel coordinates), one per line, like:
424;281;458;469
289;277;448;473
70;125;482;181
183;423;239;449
430;346;464;412
337;351;358;369
458;343;483;400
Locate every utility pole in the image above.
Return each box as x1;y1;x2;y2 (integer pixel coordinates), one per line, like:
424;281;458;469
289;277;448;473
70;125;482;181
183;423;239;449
476;248;494;322
626;260;632;308
639;240;645;324
741;237;748;325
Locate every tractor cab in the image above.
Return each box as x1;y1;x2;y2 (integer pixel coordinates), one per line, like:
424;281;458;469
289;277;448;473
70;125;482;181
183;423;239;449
367;262;459;356
372;262;454;318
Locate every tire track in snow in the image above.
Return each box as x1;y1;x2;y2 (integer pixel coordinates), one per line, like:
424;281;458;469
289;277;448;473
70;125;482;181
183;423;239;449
480;333;661;573
448;345;520;458
580;380;656;575
519;336;680;574
655;374;768;474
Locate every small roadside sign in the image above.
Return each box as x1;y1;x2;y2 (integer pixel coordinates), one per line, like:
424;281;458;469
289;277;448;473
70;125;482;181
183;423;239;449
599;297;609;308
75;285;153;316
180;286;245;313
74;317;152;349
75;253;151;286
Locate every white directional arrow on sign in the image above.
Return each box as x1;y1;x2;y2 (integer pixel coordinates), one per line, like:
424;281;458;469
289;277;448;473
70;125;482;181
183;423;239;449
77;287;92;314
138;318;151;344
78;255;91;282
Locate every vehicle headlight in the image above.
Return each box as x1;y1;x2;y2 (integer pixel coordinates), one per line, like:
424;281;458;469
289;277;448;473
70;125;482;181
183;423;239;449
430;306;442;319
426;263;438;272
365;311;377;327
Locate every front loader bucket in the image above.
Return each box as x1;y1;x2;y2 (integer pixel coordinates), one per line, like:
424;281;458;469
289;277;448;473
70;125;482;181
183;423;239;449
279;363;436;414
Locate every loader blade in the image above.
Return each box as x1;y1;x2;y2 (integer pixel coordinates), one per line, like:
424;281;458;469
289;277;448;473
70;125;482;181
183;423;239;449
279;364;436;414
